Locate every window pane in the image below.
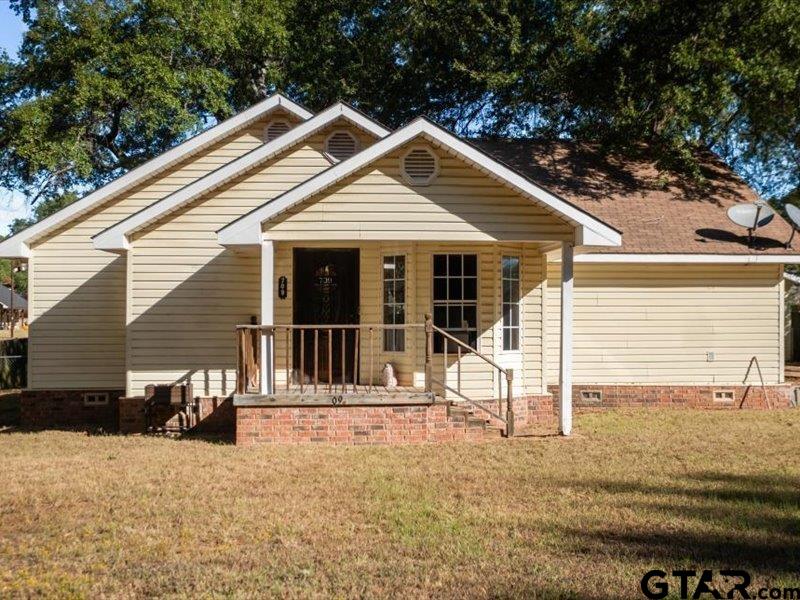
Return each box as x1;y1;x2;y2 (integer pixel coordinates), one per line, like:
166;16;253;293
504;256;519;280
503;279;511;303
384;305;395;325
463;254;477;276
463;305;477;328
393;304;405;324
395;256;405;278
511;329;519;350
503;328;511;351
383;256;395;280
463;277;477;300
384;280;394;304
395;280;405;304
433;254;447;276
448;277;462;300
448;254;462;276
395;329;405;352
433;277;447;301
448;305;461;328
434;305;447;327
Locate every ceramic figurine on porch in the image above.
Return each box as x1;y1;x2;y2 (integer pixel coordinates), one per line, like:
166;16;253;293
381;363;398;388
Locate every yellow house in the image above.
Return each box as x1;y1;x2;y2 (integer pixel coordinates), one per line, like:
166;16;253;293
1;94;797;444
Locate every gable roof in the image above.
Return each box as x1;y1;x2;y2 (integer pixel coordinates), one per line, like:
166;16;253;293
0;93;313;259
475;139;800;259
92;104;391;251
217;118;622;248
0;285;27;311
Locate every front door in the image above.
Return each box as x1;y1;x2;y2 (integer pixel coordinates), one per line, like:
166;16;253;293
293;248;360;384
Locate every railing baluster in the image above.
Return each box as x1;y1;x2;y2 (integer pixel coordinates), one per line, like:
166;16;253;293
506;369;515;437
299;329;305;393
369;327;374;394
457;345;461;395
285;327;290;391
314;329;319;394
498;366;503;417
424;314;433;394
328;328;333;393
270;327;276;395
443;336;448;396
340;328;345;394
353;328;360;394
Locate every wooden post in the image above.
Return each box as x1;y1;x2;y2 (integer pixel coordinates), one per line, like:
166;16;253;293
260;241;275;394
424;313;433;393
313;329;319;394
236;328;244;394
353;328;360;393
327;328;333;392
506;369;515;437
559;243;574;436
300;329;305;393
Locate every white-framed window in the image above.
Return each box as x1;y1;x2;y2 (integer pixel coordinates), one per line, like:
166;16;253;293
502;255;521;351
383;255;406;352
325;130;359;162
401;146;439;186
433;254;478;352
264;119;291;142
83;392;109;407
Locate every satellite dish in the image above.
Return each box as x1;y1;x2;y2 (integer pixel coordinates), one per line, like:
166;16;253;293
784;204;800;249
726;200;775;247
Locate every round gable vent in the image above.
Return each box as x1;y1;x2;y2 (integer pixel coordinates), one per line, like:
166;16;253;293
325;131;359;162
402;147;438;186
264;120;291;142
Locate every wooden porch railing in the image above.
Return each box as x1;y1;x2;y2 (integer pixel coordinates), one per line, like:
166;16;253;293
424;314;515;437
236;315;515;436
236;323;425;396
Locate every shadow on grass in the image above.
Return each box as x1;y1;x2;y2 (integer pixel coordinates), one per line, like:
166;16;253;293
550;471;800;574
0;389;20;428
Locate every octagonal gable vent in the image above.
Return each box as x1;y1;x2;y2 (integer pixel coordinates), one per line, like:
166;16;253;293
325;131;359;162
264;120;291;142
402;147;438;186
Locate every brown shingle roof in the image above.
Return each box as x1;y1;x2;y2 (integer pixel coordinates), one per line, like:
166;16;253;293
474;139;800;255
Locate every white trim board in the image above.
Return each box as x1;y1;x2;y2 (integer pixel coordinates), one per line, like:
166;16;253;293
573;253;800;264
0;93;313;259
216;117;623;248
93;103;391;251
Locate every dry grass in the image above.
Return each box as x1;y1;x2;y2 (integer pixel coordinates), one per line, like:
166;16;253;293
0;409;798;599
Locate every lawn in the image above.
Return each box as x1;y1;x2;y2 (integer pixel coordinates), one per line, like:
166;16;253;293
0;409;798;599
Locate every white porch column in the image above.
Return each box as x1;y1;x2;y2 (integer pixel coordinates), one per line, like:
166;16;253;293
260;241;275;394
559;242;574;435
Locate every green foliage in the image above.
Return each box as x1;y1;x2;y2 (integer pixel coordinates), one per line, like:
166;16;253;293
2;0;800;222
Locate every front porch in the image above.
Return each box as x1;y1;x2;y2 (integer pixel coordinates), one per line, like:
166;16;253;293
232;238;580;441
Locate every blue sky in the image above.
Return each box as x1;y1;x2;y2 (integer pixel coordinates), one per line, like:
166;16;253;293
0;3;31;235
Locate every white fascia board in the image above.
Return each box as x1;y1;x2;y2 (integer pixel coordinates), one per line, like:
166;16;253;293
574;253;800;264
0;93;313;259
93;104;390;251
217;118;623;248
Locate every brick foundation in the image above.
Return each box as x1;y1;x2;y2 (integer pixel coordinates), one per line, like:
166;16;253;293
235;395;557;446
548;384;795;411
20;389;123;430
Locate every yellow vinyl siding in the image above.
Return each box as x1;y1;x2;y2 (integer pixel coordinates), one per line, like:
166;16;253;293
263;144;574;242
28;114;284;390
127;125;377;396
545;263;783;385
269;241;545;399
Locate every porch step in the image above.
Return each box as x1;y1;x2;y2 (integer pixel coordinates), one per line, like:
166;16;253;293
447;403;494;430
